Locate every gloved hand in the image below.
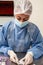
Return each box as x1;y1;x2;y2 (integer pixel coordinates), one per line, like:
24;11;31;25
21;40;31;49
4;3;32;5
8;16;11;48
8;50;18;64
19;52;33;65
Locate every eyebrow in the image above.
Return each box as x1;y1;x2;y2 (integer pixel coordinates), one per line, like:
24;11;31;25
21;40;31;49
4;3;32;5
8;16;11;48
17;16;28;19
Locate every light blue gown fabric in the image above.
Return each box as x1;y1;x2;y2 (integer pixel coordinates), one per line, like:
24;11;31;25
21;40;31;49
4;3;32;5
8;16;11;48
0;19;43;59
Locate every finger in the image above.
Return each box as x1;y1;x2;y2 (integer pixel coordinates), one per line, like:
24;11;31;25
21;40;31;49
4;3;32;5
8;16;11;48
25;59;31;65
25;60;29;65
15;56;18;61
10;57;16;63
20;57;25;61
14;55;18;64
24;58;28;65
19;57;25;65
15;58;18;64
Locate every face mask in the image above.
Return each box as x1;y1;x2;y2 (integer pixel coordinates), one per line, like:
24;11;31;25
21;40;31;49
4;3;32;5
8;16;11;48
15;18;29;28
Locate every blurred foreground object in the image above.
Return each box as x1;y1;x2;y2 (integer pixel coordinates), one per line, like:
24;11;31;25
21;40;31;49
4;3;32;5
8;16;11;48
0;55;11;65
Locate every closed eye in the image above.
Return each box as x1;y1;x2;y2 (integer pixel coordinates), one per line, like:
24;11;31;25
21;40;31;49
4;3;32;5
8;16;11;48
17;17;21;20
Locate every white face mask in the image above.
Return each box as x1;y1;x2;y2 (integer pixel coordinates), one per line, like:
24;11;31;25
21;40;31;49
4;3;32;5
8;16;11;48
15;18;29;28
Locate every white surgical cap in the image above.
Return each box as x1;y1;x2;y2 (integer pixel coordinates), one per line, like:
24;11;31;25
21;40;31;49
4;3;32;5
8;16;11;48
14;0;32;15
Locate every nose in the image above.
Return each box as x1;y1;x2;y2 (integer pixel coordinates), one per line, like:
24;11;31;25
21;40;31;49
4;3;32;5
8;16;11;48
20;19;24;22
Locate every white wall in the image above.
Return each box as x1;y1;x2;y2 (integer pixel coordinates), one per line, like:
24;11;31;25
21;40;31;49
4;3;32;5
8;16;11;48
0;16;14;25
29;0;43;36
0;0;43;36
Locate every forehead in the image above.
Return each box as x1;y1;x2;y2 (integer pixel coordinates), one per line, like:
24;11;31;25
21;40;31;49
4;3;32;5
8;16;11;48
15;14;29;18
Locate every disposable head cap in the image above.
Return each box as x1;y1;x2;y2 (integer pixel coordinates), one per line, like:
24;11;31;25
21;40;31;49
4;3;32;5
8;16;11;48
14;0;32;15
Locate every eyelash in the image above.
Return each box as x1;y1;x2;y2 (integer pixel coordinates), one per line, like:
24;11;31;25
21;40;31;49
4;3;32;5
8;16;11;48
23;19;27;21
17;17;28;21
17;18;21;20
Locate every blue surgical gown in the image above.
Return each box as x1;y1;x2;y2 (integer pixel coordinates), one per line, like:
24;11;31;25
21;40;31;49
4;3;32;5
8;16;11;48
0;19;43;59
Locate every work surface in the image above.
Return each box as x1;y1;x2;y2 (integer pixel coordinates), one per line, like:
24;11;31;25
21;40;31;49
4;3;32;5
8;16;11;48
0;53;43;65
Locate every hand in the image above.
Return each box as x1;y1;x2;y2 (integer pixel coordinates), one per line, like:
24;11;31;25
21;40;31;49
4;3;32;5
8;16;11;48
19;52;33;65
8;50;18;64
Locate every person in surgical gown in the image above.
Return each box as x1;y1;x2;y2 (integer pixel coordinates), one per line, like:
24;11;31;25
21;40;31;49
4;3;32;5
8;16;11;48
0;0;43;65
